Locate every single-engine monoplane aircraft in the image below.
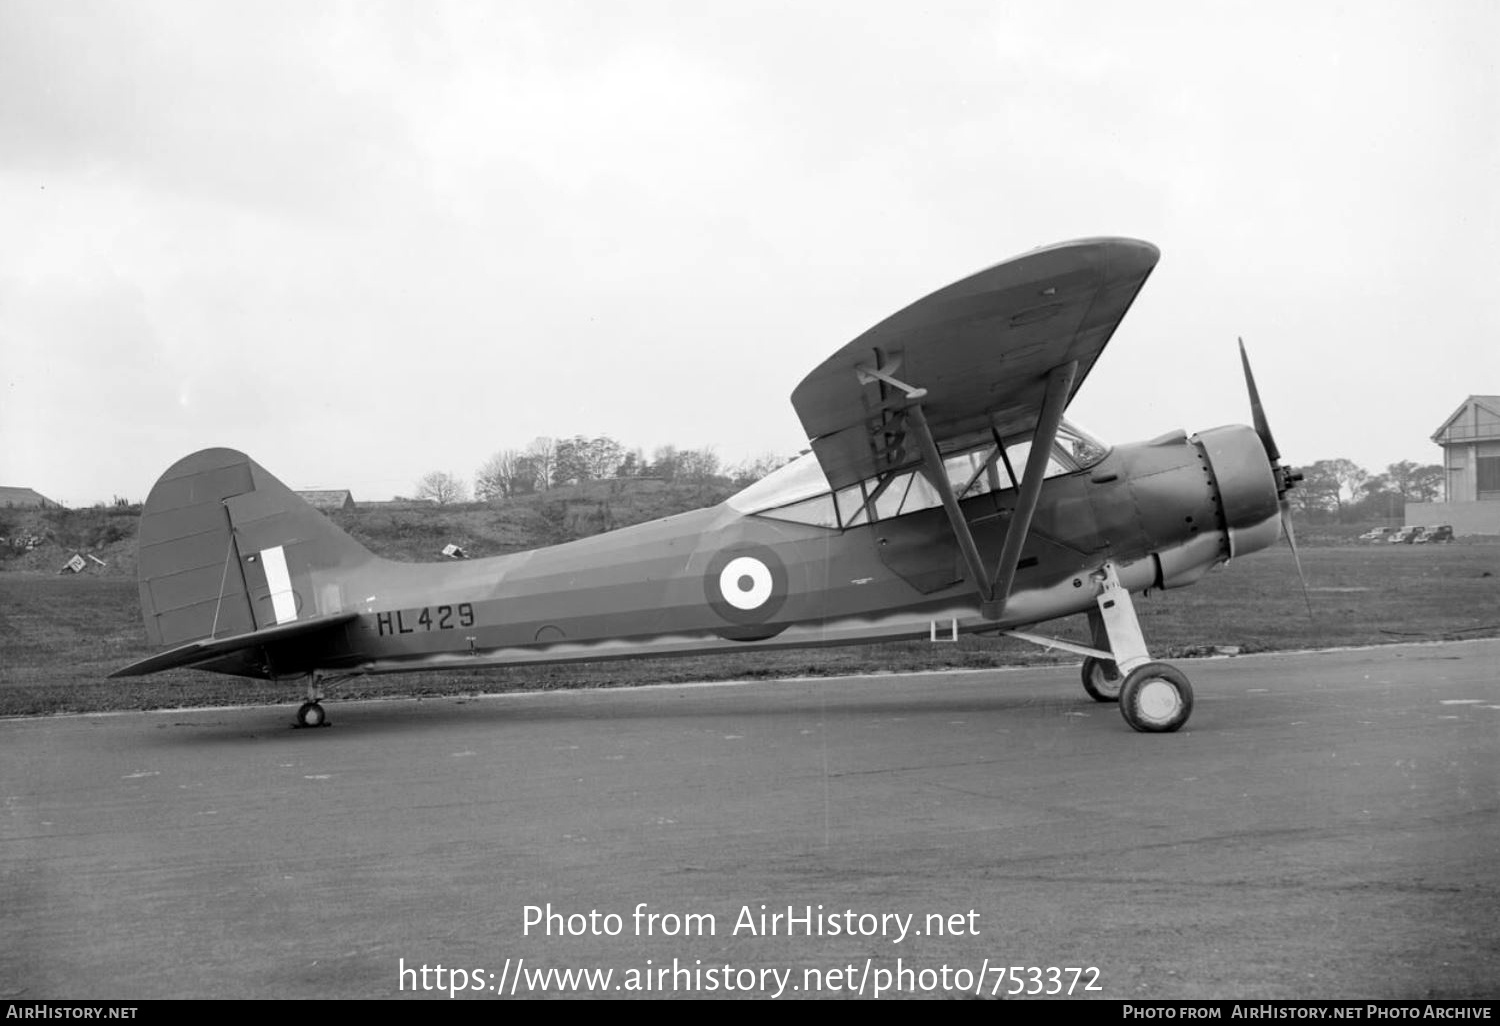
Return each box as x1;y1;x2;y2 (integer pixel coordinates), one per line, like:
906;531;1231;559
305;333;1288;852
114;238;1303;732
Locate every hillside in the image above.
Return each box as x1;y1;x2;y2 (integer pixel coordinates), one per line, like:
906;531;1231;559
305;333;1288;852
338;476;737;561
1;473;1487;580
0;476;739;575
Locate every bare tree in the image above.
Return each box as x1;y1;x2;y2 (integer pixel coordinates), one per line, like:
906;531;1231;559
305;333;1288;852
415;471;468;506
525;437;558;491
727;452;790;487
650;444;679;481
1324;458;1369;510
615;448;643;477
677;446;721;482
475;448;522;502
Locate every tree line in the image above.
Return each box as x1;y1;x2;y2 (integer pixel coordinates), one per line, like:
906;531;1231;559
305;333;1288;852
413;444;1445;522
1286;459;1444;522
413;436;788;505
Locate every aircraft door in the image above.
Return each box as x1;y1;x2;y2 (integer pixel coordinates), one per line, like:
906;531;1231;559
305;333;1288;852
864;453;1003;594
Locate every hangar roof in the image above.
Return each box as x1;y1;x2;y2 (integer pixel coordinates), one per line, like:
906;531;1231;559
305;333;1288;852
1432;396;1500;446
295;490;355;511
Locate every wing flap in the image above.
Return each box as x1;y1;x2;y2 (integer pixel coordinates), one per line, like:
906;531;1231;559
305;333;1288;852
109;611;359;678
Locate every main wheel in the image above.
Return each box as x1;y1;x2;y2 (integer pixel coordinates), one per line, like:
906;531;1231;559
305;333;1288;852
1080;656;1123;702
1119;662;1193;733
295;701;327;728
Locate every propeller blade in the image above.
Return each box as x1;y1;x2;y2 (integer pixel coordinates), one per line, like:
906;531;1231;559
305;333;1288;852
1238;337;1281;464
1281;498;1314;620
1239;339;1309;618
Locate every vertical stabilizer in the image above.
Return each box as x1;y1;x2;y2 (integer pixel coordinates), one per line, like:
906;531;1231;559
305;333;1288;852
136;449;374;648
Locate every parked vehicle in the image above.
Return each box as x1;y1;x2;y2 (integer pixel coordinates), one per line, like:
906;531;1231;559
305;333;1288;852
1359;527;1400;542
1416;524;1454;544
1388;526;1423;544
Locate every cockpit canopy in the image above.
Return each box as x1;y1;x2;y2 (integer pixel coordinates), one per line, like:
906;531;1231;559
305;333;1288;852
727;419;1108;530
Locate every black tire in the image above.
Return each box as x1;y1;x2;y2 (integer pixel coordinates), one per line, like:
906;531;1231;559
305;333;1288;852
1080;656;1123;702
1119;662;1193;733
295;701;327;728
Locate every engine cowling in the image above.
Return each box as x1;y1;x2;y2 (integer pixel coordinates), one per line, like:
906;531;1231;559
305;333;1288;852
1193;425;1281;559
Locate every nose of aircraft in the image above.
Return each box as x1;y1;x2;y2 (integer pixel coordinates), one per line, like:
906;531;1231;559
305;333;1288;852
1194;424;1281;558
1197;341;1313;612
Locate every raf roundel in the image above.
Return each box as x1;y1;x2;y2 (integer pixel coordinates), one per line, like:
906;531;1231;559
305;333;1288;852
705;545;790;640
719;556;773;611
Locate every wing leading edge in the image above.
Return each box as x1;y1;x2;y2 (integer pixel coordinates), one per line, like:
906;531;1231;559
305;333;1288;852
790;237;1159;490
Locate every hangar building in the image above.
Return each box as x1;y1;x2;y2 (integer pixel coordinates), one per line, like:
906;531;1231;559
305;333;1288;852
1405;395;1500;535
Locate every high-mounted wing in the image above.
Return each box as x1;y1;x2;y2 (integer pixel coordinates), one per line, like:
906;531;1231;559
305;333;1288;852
791;237;1159;491
791;237;1159;620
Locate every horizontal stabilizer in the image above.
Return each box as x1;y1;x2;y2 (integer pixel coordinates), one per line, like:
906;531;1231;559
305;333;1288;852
110;612;358;678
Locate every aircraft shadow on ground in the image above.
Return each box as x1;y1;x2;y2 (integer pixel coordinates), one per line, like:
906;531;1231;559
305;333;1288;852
128;681;1105;747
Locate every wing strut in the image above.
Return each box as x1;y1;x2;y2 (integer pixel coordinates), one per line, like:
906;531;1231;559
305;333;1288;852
984;360;1077;620
857;359;999;605
905;400;997;607
867;358;1079;622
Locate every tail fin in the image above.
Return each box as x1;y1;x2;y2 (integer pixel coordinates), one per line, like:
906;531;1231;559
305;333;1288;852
135;448;374;649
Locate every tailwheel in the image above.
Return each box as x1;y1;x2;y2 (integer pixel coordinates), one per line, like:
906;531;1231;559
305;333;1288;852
295;701;327;729
1119;662;1193;733
1080;656;1122;703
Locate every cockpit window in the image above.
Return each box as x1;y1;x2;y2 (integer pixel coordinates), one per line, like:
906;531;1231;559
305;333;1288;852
834;484;867;527
727;419;1108;529
725;451;829;513
755;492;838;528
1056;420;1108;469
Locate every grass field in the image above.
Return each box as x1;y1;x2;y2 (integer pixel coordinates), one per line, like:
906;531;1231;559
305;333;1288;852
2;540;1496;718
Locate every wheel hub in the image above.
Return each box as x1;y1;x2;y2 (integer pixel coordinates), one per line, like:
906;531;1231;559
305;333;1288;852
1136;679;1181;723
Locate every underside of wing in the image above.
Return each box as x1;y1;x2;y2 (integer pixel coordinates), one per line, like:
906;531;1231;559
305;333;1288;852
791;237;1159;489
110;611;358;679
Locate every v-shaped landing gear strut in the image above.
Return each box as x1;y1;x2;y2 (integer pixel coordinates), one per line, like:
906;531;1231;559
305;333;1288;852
1006;562;1195;732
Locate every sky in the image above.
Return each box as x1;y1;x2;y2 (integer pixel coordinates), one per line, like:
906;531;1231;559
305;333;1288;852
2;0;1496;505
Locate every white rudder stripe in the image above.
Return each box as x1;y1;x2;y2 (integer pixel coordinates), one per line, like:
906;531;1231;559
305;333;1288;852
260;545;298;624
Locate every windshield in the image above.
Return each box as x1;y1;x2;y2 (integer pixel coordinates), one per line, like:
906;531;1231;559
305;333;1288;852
1055;420;1108;469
